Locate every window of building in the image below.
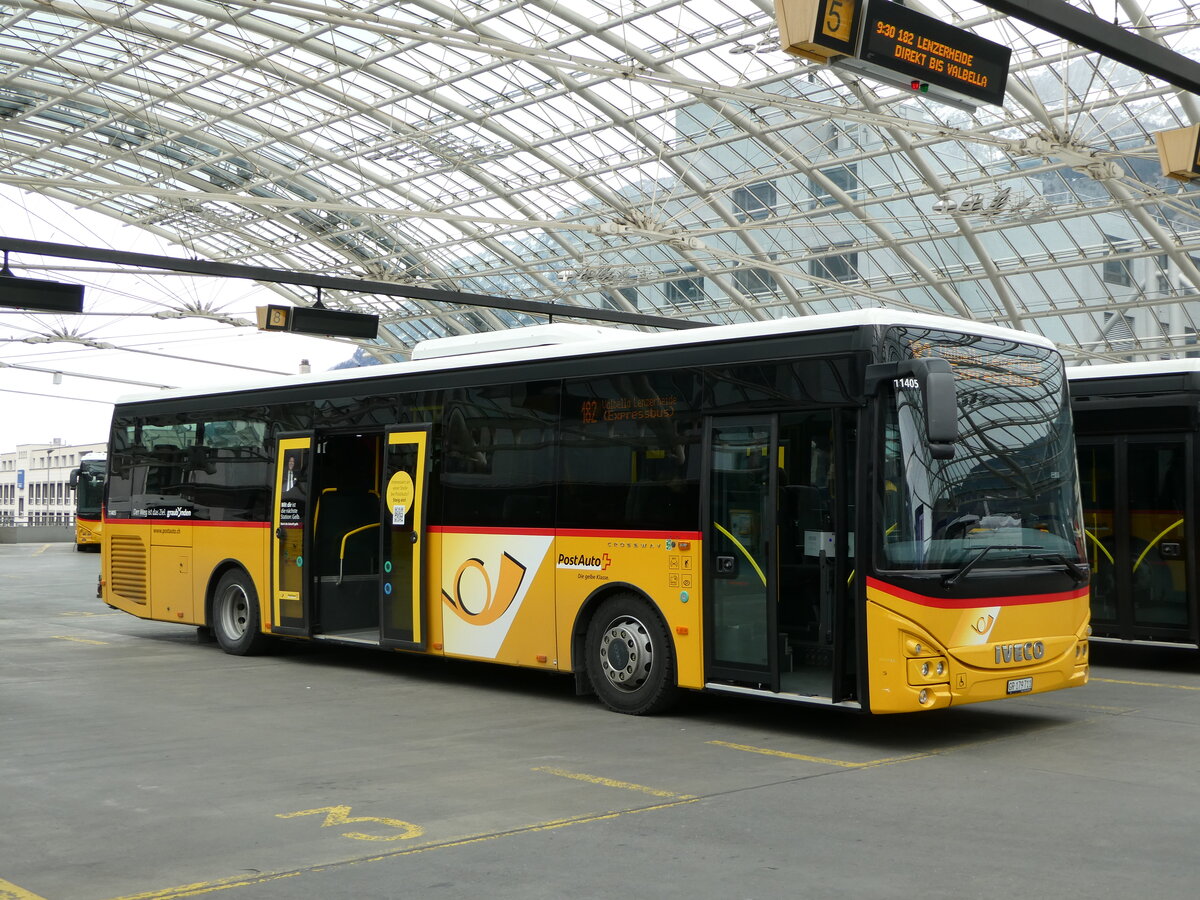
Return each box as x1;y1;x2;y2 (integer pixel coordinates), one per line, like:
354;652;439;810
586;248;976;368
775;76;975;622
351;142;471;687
664;272;704;307
732;182;776;222
811;164;858;206
733;266;777;297
1103;235;1135;286
609;286;638;309
810;245;859;283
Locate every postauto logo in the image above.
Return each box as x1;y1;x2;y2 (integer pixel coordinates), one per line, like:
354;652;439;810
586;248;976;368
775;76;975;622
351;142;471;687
556;552;612;571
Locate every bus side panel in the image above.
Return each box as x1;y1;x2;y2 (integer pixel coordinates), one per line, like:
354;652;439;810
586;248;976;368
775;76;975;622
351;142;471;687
865;578;1089;713
554;531;704;690
103;521;154;618
103;520;271;628
435;529;559;670
190;522;271;629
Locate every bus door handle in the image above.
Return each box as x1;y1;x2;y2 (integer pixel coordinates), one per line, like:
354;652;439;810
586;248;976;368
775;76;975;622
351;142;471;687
715;555;737;577
275;526;287;540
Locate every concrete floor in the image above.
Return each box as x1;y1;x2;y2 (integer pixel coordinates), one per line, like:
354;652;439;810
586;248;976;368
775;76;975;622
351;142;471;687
3;542;1200;900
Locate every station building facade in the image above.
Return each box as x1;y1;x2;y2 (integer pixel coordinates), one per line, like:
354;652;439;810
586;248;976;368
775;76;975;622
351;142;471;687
0;440;106;526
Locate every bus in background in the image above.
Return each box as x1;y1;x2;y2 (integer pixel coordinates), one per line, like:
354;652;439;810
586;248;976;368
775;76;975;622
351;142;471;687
69;451;107;552
1069;361;1199;648
101;311;1089;715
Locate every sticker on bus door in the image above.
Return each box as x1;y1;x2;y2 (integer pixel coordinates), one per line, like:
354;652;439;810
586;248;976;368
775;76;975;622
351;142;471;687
272;435;313;632
381;428;428;649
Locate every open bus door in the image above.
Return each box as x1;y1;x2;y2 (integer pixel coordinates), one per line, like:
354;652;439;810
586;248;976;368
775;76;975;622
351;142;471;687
269;428;429;647
272;434;315;634
704;411;854;702
1078;435;1195;644
380;427;430;650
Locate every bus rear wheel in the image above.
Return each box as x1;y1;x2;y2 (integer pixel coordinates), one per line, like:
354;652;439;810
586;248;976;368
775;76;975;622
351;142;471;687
211;569;270;656
585;594;679;715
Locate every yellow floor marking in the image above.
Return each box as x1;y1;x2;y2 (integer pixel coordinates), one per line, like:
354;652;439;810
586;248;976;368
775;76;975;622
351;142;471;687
51;635;108;645
707;740;927;769
532;766;694;799
106;799;698;899
1092;676;1200;692
33;544;51;555
0;877;49;900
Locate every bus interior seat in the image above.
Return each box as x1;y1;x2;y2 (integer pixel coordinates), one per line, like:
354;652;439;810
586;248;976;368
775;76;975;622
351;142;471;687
314;445;380;580
314;489;378;574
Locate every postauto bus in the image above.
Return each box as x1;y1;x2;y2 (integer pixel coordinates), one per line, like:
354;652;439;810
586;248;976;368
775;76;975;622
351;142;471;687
100;311;1089;714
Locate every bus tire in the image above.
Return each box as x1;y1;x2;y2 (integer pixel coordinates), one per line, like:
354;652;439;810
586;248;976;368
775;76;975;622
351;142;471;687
585;593;679;715
211;569;270;656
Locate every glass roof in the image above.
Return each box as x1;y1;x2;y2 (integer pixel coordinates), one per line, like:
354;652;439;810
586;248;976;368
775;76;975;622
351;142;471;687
1;0;1198;364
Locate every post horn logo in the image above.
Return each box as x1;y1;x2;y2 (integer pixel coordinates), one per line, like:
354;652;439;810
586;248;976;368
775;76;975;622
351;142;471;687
442;552;528;626
971;614;996;635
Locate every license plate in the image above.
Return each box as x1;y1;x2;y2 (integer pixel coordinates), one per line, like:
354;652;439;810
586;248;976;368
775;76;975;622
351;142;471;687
1007;677;1033;695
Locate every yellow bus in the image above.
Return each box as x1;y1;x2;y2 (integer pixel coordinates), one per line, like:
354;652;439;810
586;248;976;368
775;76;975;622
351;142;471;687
101;312;1089;714
68;451;107;551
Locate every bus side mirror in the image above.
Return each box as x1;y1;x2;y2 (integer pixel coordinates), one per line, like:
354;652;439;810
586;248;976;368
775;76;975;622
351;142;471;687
899;358;957;459
69;468;80;489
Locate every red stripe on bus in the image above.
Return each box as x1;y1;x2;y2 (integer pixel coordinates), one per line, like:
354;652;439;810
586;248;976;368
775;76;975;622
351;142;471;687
557;528;704;540
430;526;703;540
104;519;270;528
866;576;1088;609
430;526;554;536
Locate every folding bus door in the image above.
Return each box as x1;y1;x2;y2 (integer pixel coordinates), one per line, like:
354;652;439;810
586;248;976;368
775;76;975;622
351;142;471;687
1079;436;1195;644
379;426;430;649
272;434;314;634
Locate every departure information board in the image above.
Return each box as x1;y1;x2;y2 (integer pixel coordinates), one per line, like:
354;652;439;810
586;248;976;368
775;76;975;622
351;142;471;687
859;0;1010;106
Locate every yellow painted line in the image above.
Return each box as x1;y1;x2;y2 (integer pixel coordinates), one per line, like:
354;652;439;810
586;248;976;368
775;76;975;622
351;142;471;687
33;544;51;555
1065;703;1136;713
57;611;121;618
707;740;927;769
0;876;49;899
533;766;694;799
52;635;108;645
105;799;698;899
1092;676;1200;692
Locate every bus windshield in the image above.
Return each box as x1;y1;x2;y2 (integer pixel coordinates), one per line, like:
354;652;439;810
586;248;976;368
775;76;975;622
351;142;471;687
880;330;1085;572
75;460;107;518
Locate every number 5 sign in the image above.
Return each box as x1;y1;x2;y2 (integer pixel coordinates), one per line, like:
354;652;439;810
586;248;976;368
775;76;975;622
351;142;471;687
776;0;862;62
278;805;424;842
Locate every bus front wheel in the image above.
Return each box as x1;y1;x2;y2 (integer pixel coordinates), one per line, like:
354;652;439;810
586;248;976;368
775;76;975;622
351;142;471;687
211;569;270;656
585;594;679;715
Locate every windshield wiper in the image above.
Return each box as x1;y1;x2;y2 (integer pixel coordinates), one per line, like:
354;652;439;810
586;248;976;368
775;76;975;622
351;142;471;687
941;545;1040;588
1026;552;1088;586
